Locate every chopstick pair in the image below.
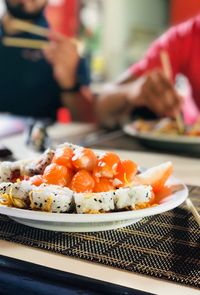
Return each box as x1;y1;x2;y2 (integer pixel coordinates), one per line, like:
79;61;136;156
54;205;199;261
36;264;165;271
2;19;49;49
2;18;82;52
160;50;185;134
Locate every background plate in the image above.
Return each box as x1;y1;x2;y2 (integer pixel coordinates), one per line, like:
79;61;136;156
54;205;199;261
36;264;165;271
124;123;200;152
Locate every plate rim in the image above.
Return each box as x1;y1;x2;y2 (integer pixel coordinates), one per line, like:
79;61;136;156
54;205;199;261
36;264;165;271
123;123;200;144
0;177;188;224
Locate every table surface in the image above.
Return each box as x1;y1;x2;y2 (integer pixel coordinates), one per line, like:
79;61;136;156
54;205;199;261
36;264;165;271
0;122;200;295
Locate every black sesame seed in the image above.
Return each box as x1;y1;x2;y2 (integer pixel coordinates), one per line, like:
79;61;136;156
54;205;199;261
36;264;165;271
34;202;38;206
77;205;81;208
44;200;47;203
69;203;71;206
39;203;42;208
57;206;60;209
99;200;102;203
94;198;97;202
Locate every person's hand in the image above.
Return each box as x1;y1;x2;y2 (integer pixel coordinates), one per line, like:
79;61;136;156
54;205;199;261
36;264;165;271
43;32;79;89
124;70;183;117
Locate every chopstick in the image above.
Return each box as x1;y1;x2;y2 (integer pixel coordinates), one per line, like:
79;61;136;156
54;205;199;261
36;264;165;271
175;113;185;135
160;50;185;134
2;37;49;49
185;198;200;227
9;18;83;54
160;50;173;80
2;19;49;49
10;18;49;37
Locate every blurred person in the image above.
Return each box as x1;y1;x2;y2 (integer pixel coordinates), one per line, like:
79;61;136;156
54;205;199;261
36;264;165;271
97;15;200;128
0;0;92;121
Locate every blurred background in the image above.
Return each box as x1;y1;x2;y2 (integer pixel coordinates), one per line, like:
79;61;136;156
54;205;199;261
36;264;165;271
1;0;200;84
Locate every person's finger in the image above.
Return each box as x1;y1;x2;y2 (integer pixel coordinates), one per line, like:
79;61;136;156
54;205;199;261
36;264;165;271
161;92;182;118
144;88;179;117
166;106;182;118
164;90;183;108
156;70;174;89
150;71;182;111
53;44;79;64
149;71;166;94
142;74;170;115
43;47;55;64
157;89;178;111
48;31;77;52
48;31;68;43
142;85;166;116
43;40;57;54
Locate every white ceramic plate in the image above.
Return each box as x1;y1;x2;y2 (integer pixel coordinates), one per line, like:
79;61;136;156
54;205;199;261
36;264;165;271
0;177;188;232
124;123;200;152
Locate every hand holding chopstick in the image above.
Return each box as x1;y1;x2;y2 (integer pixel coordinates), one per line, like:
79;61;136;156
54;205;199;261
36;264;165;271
2;18;80;89
2;18;82;54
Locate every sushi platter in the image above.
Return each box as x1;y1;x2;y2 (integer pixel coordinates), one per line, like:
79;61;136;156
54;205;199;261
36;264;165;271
0;142;188;232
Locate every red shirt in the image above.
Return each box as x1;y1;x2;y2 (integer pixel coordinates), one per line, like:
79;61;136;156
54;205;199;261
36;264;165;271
129;16;200;121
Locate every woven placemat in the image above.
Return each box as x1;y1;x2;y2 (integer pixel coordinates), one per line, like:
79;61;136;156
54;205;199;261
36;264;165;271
0;186;200;288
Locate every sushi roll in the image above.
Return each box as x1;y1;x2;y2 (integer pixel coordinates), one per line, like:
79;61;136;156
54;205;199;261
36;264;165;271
0;149;55;182
0;180;33;208
21;148;55;177
0;161;22;182
0;181;74;213
74;191;115;214
30;184;74;213
74;185;153;214
114;185;153;210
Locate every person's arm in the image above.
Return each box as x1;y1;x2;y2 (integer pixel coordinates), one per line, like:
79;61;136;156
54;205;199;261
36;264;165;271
95;77;136;129
97;71;182;128
97;21;193;127
43;32;95;122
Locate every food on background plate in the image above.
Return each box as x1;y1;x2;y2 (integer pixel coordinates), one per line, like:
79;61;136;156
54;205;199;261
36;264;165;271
132;117;200;136
0;143;173;214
